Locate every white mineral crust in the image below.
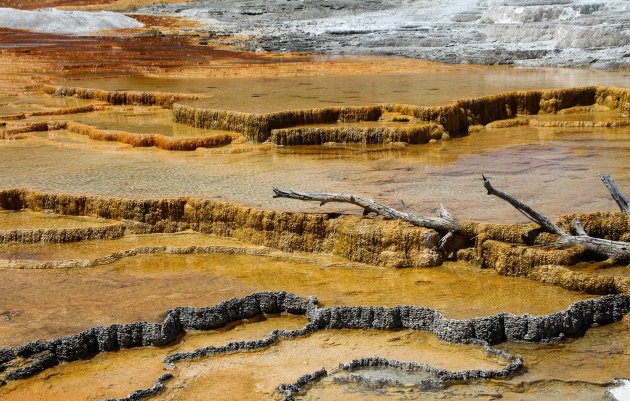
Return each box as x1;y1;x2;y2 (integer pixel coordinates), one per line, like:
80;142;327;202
0;7;143;34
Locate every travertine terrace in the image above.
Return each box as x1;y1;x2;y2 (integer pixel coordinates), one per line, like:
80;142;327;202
0;1;629;400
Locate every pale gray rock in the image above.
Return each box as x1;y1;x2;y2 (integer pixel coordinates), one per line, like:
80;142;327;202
0;8;142;34
139;0;630;68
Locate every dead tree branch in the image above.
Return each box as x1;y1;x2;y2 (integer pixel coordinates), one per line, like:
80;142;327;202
482;174;565;236
482;175;630;262
600;173;630;218
272;188;460;234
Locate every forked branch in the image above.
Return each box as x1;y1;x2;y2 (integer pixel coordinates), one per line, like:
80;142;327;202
600;173;630;218
482;174;565;236
482;175;630;262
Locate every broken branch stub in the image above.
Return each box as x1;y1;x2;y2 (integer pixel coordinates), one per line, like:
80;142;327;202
272;188;460;233
482;175;630;263
600;173;630;218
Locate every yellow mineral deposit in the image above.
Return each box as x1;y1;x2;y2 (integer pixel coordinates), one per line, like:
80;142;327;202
493;320;630;399
42;86;201;109
0;252;593;348
26;106;235;137
0;231;257;262
0;210;116;230
0;10;629;401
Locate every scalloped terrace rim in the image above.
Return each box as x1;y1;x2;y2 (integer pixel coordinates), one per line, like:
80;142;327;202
1;187;629;299
40;84;630;145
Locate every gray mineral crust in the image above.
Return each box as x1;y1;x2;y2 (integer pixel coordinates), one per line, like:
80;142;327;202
139;0;630;68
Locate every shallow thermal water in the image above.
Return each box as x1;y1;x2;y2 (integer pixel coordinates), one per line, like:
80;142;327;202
1;124;630;223
301;320;630;401
0;322;508;401
0;95;98;116
0;251;593;347
0;231;254;262
0;210;117;230
59;67;630;113
2;66;630;400
27;106;235;137
159;329;506;401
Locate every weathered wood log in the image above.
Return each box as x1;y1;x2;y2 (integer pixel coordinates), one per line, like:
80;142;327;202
600;173;630;218
482;175;630;262
272;188;460;234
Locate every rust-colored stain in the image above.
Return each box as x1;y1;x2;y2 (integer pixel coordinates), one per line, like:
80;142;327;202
132;14;202;30
0;28;306;77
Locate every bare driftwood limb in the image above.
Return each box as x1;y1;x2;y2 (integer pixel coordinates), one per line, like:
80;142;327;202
482;174;565;236
561;218;630;262
272;188;460;234
482;175;630;262
600;173;630;218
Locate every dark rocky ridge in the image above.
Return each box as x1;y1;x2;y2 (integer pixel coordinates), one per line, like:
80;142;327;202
1;291;627;400
0;292;308;383
99;373;173;401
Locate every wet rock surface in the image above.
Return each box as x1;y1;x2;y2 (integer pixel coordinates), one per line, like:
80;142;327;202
0;188;443;268
0;224;126;244
169;86;629;142
140;0;630;68
0;292;308;384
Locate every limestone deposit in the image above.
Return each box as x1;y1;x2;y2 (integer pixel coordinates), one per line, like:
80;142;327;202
172;104;383;143
0;120;238;150
270;123;445;146
43;86;201;109
458;212;630;295
33;85;630;147
1;5;629;399
2;188;629;289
